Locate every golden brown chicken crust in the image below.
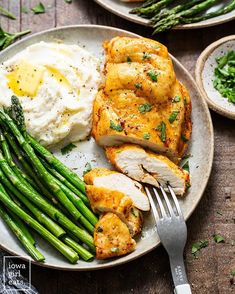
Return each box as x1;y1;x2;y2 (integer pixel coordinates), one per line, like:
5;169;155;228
92;37;192;162
94;212;136;259
85;185;133;220
83;168;117;185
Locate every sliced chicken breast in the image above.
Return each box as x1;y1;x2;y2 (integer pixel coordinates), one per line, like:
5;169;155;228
84;168;150;211
126;207;143;236
92;37;192;162
94;212;136;259
106;144;189;196
85;185;133;222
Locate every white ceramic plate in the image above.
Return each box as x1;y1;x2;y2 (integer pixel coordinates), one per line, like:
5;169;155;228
195;35;235;120
0;25;214;270
94;0;235;29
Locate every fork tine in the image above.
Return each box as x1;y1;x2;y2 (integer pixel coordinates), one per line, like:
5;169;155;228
158;183;175;217
152;187;167;218
167;185;183;217
145;186;159;222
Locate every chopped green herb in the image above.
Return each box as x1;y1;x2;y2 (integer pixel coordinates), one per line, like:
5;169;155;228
127;56;132;64
138;103;152;113
110;120;123;132
0;6;16;19
147;69;158;82
172;95;181;103
181;134;188;142
169;110;179;123
61;143;76;155
186;182;191;190
216;211;223;216
96;226;103;233
143;52;151;59
213;234;225;243
31;2;45;14
156;121;166;142
134;83;142;89
213;50;235;104
143;132;150;140
65;0;72;3
21;6;29;14
110;247;119;253
191;240;209;256
181;154;190;173
231;269;235;276
83;162;92;176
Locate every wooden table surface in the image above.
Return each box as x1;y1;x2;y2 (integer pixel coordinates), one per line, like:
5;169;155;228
0;1;234;293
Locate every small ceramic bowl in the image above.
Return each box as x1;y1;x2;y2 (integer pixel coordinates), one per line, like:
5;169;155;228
195;35;235;120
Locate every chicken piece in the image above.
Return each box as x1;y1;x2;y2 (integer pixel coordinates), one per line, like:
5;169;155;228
126;207;143;236
84;168;150;211
106;144;189;196
85;185;133;222
94;212;136;259
92;37;192;162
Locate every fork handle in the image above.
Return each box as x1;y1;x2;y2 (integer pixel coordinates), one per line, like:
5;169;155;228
169;255;192;294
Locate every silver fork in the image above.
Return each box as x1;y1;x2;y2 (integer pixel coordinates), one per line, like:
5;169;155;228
145;183;192;294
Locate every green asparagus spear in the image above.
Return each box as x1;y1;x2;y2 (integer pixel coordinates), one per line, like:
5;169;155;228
0;190;79;263
62;236;94;261
151;0;204;22
0;183;35;246
0;139;94;250
131;0;176;16
181;0;235;24
153;0;218;33
0;205;45;262
0;164;66;238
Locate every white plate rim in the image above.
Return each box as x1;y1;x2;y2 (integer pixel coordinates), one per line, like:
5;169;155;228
0;24;214;271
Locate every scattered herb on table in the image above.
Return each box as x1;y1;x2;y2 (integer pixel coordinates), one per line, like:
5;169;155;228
213;234;225;243
138;103;152;113
65;0;73;3
156;121;166;142
0;6;16;20
213;50;235;104
0;26;31;51
191;240;209;257
110;120;123;132
83;162;92;176
231;269;235;276
32;2;45;14
61;143;76;155
21;6;29;14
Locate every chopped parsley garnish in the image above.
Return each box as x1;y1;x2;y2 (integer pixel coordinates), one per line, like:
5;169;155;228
21;6;29;14
31;2;45;14
134;83;142;89
181;134;188;142
143;52;151;60
110;247;119;253
169;110;179;123
110;120;123;132
172;95;181;103
143;132;150;140
61;143;76;155
147;69;158;82
127;56;132;64
213;234;225;243
96;226;103;233
83;162;92;176
156;121;166;142
186;182;191;190
191;240;209;256
138;103;152;113
181;154;191;173
65;0;72;3
213;50;235;103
